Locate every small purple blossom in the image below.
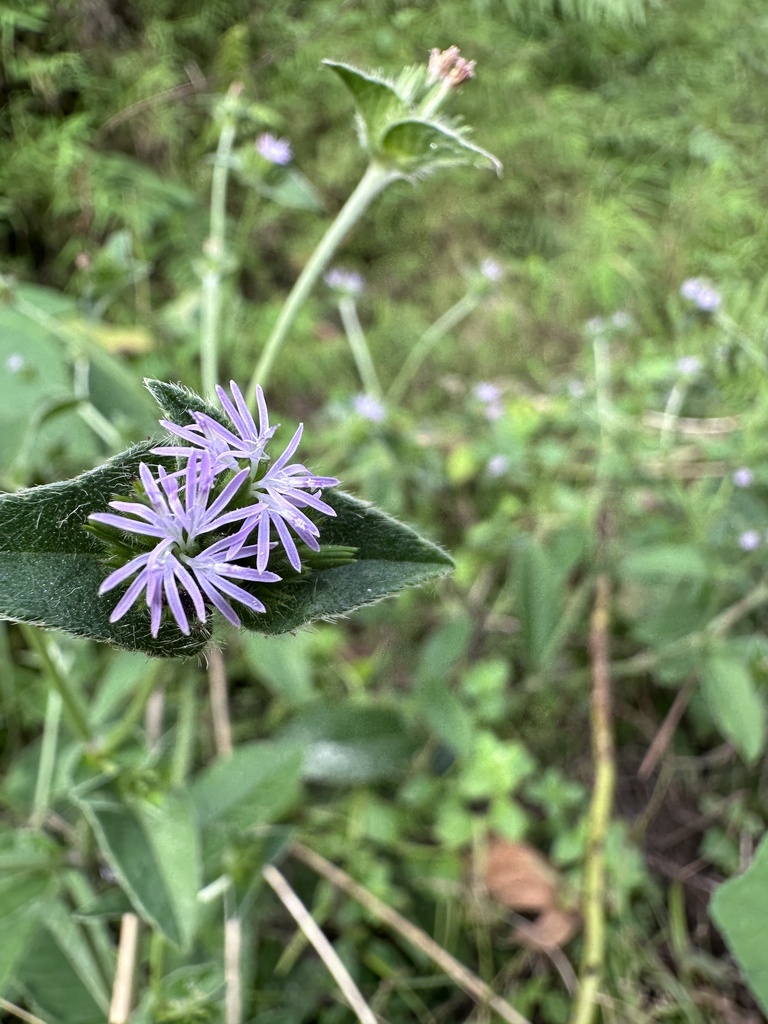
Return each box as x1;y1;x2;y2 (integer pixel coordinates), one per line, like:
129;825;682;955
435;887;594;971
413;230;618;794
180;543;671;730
739;530;762;552
324;267;365;295
255;132;292;165
90;452;279;636
567;379;587;399
585;316;607;337
680;278;721;312
156;382;339;574
352;394;386;423
480;259;503;282
611;311;631;330
677;355;702;376
474;381;502;404
733;467;754;488
486;455;509;477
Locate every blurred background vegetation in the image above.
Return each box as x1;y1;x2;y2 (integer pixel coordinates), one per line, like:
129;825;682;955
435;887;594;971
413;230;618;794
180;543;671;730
2;0;768;1021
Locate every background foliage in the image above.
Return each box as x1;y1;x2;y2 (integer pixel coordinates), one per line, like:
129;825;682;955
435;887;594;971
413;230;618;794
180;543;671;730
2;0;768;1021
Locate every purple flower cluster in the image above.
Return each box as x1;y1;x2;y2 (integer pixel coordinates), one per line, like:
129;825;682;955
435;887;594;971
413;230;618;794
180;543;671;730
255;133;292;166
90;383;339;637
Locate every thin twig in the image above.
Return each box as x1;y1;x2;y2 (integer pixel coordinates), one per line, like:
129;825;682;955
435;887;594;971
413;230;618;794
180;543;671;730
262;863;379;1024
109;913;140;1024
290;842;532;1024
638;676;697;780
569;574;615;1024
225;916;243;1024
144;687;165;752
0;999;49;1024
208;647;233;757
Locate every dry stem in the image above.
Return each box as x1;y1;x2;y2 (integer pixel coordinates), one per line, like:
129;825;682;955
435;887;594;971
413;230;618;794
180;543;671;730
290;841;532;1024
109;913;140;1024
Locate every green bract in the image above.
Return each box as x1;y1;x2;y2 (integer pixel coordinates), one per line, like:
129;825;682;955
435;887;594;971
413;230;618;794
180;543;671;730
0;381;453;657
323;59;501;178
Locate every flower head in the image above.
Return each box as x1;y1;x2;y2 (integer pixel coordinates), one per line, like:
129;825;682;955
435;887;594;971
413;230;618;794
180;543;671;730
155;382;339;574
256;133;292;165
677;355;702;377
680;278;721;312
428;46;476;87
480;259;503;283
733;467;754;488
474;381;502;404
324;267;365;295
739;530;761;552
352;393;386;423
90;452;279;636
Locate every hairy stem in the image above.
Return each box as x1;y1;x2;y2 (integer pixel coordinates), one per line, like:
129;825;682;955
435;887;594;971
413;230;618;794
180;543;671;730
387;290;480;405
246;162;397;398
338;295;382;399
201;89;240;396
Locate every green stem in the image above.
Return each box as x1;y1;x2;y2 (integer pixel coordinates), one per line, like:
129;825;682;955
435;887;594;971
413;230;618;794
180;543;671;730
99;661;162;757
338;296;382;399
246;162;397;399
22;626;93;744
201;112;238;397
30;689;62;829
171;673;198;786
386;290;480;405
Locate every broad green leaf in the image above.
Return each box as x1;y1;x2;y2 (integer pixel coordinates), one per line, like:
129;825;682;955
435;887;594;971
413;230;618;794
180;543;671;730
0;870;58;995
322;59;408;148
621;545;710;581
514;536;563;672
242;632;316;703
277;702;420;784
15;897;111;1023
415;672;474;758
710;833;768;1014
380;118;502;176
0;441;210;657
0;380;452;654
191;741;303;828
701;654;766;764
79;788;201;948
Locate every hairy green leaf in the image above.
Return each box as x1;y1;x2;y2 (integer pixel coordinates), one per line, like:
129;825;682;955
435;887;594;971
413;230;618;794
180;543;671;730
78;788;201;949
710;833;768;1014
701;654;766;764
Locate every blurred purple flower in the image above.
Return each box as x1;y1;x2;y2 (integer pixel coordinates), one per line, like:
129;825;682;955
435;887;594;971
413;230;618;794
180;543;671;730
486;454;509;477
353;394;386;423
474;381;502;404
324;267;365;295
677;356;702;376
567;379;586;399
739;530;762;552
611;311;631;329
680;278;721;312
256;133;292;165
480;259;503;282
733;467;754;488
585;316;607;336
5;353;24;374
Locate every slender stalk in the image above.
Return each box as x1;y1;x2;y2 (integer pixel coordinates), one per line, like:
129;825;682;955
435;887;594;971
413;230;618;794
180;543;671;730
569;324;617;1024
224;915;243;1024
171;673;198;786
0;998;49;1024
208;647;233;757
387;290;480;405
201;90;240;396
338;296;382;398
99;662;162;757
569;574;614;1024
30;689;63;829
109;914;140;1024
246;161;397;399
22;626;92;744
263;864;379;1024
